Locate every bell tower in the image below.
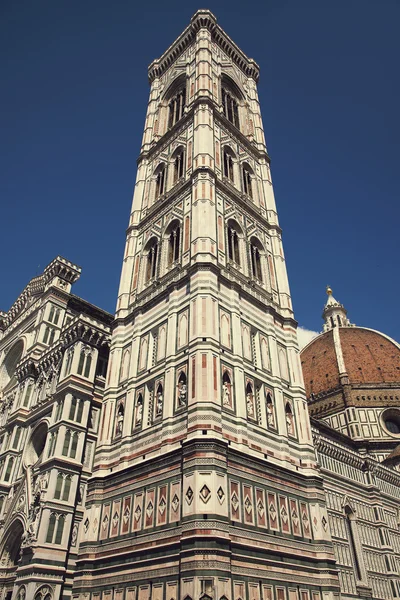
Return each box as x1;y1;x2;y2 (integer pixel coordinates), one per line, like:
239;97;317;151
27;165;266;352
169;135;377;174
74;11;339;600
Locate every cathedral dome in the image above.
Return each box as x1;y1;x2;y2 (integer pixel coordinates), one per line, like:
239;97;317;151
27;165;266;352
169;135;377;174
301;326;400;399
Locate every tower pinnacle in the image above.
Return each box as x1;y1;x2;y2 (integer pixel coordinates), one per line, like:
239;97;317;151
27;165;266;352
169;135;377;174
322;286;352;331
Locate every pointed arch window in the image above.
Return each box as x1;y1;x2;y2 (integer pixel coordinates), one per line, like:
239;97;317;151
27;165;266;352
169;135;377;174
242;164;253;199
167;222;181;266
227;221;241;265
43;326;56;345
145;238;159;282
3;456;14;482
222;87;239;129
168;86;186;129
155;165;166;198
223;148;235;182
250;239;263;281
62;431;71;456
54;474;63;499
173;149;185;183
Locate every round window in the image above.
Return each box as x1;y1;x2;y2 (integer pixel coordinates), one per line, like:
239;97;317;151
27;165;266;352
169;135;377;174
381;408;400;436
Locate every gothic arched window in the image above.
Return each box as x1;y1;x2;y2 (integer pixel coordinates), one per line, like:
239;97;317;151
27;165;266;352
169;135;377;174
155;164;166;198
250;238;263;281
223;147;235;182
168;86;186;129
227;220;241;266
173;147;185;184
242;163;253;199
167;221;181;266
222;87;240;129
145;238;159;282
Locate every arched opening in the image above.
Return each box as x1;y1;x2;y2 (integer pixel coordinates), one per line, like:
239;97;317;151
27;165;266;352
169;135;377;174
167;81;186;129
226;219;242;265
1;519;24;567
24;422;48;468
223;146;235;182
242;162;254;199
250;237;264;281
221;75;242;129
144;237;159;282
155;163;166;198
177;371;187;407
0;340;24;394
172;146;185;184
166;220;181;266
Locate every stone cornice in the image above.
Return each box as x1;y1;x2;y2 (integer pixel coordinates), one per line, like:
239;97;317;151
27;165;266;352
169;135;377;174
116;260;297;333
16;315;111;383
148;10;259;84
312;421;400;487
0;256;81;332
137;97;270;167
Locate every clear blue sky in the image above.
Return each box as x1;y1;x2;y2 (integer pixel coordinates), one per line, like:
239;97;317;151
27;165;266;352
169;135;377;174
1;1;399;341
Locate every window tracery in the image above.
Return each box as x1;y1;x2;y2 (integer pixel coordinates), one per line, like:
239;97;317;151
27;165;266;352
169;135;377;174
168;86;186;129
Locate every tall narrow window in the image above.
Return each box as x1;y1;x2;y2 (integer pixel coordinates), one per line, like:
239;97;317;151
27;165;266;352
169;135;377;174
173;149;185;183
46;514;56;543
242;165;253;199
56;401;63;421
77;352;85;375
83;354;92;378
23;383;33;407
168;223;181;266
54;514;65;544
145;239;159;282
54;474;63;499
4;457;14;482
62;476;71;501
62;431;71;456
69;397;77;420
222;87;240;129
12;427;21;450
227;223;241;265
250;241;263;281
43;326;55;345
155;165;166;198
168;86;186;129
76;400;84;423
70;433;78;459
64;351;73;376
223;149;234;182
